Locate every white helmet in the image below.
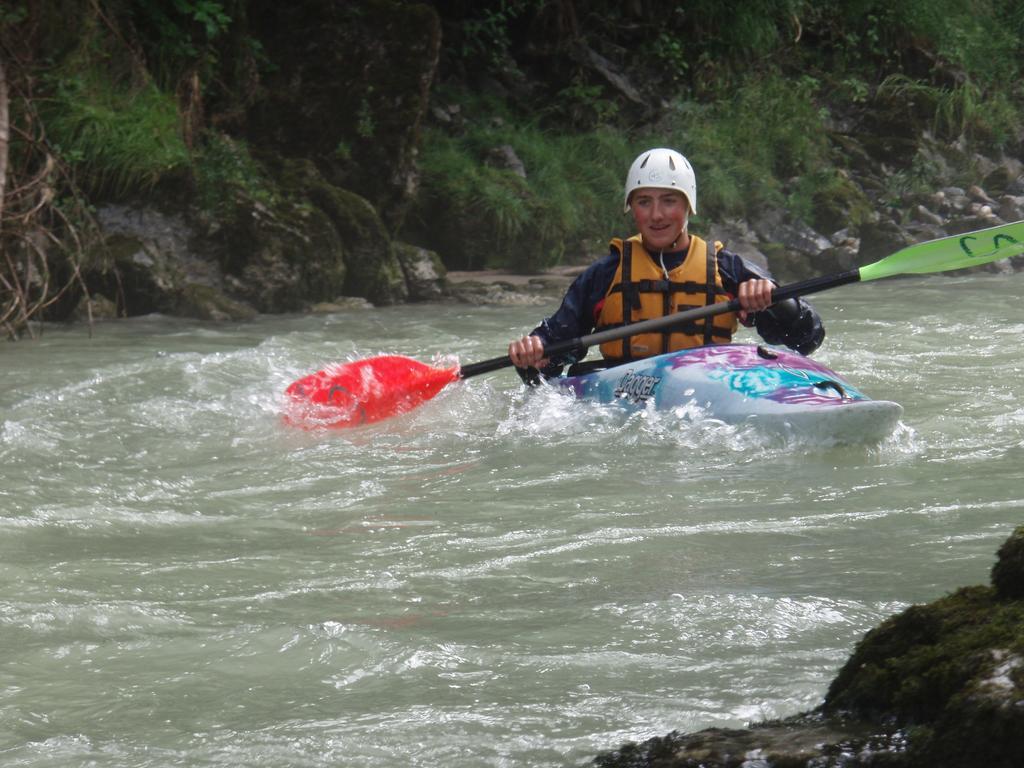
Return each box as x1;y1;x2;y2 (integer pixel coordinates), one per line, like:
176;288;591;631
623;148;697;214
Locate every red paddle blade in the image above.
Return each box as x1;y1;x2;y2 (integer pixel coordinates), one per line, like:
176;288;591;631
283;355;459;429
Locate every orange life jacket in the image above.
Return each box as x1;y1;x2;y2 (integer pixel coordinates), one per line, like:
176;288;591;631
595;234;738;361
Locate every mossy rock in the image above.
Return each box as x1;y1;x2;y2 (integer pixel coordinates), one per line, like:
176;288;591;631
592;716;904;768
857;218;915;264
299;173;408;305
72;293;119;322
825;585;1024;718
992;525;1024;600
86;232;184;315
923;660;1024;768
824;577;1024;767
85;203;263;319
203;174;348;313
814;243;861;274
174;283;257;322
232;202;346;312
810;171;874;235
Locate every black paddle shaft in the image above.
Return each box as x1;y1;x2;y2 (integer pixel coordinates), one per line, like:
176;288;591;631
457;269;861;379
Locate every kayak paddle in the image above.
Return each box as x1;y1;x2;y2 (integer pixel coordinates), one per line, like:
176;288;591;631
283;219;1023;428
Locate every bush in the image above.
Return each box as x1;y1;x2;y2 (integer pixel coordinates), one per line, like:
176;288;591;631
653;72;832;221
42;64;190;197
414;71;841;270
414;113;631;271
192;132;277;218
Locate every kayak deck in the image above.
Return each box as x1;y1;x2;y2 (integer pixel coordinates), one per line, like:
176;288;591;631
551;344;903;442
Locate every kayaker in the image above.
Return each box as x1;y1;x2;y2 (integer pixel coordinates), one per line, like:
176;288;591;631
508;147;824;382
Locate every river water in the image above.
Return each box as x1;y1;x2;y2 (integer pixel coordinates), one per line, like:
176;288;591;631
2;273;1022;767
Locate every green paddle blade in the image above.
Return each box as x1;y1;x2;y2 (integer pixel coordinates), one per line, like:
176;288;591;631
859;220;1024;282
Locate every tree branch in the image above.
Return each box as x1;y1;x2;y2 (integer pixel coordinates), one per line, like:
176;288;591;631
0;54;9;230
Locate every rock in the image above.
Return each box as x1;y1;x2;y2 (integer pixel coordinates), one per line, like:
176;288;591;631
571;40;646;107
830;134;879;178
593;528;1024;768
712;219;769;270
830;228;857;246
902;221;946;246
592;716;903;768
857;218;915;263
984;167;1014;197
758;242;811;283
213;188;351;313
992;525;1024;600
998;195;1024;223
176;283;257;321
938;186;971;214
394;242;447;301
289;162;408;305
755;218;831;258
816;242;861;273
912;204;945;226
72;294;119;322
966;202;1000;223
485;144;527;178
968;185;997;205
446;280;549;306
810;170;875;234
748;208;785;243
822;543;1024;767
310;297;374;312
90;205;256;320
946;214;1006;236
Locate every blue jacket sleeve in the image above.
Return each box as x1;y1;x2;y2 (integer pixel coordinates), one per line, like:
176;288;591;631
516;253;619;382
717;249;826;355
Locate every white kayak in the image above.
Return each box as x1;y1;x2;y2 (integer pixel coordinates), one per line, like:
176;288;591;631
550;344;903;442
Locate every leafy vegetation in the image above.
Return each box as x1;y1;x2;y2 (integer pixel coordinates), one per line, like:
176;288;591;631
413;0;1023;268
122;0;234;85
414;70;839;268
2;0;1024;333
41;66;190;197
660;73;832;219
192;133;276;218
415;112;631;270
878;75;1021;145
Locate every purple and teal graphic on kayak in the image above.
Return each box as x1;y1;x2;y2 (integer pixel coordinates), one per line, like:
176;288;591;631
663;344;840;378
557;344;872;409
553;344;901;440
663;345;869;404
702;362;867;404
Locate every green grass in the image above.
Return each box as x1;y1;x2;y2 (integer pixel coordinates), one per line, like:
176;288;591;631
43;65;190;197
878;74;1022;146
417;116;632;270
416;72;841;270
662;73;832;218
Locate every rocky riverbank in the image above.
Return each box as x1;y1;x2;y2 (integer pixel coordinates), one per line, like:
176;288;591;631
591;526;1024;768
6;1;1024;337
73;166;1024;325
